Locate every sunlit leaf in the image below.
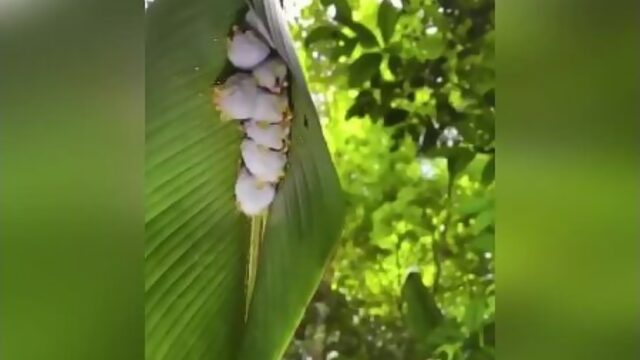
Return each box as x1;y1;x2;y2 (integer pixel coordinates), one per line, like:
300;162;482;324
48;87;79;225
377;0;401;44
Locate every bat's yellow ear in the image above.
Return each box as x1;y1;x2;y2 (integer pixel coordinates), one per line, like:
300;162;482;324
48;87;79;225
283;108;293;122
281;139;290;153
212;88;221;106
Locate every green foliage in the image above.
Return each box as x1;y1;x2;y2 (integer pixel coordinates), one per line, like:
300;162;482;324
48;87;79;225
348;53;383;87
345;21;380;48
145;0;344;359
305;25;349;47
321;0;352;23
285;0;494;359
403;273;444;344
377;1;401;44
481;155;495;186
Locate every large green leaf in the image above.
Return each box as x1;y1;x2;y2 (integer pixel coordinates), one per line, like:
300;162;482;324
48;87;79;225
145;0;346;359
238;2;346;359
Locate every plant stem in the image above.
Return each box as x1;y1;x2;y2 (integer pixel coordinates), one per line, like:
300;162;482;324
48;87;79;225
245;213;265;321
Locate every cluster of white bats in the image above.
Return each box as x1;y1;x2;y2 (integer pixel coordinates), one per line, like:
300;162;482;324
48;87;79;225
213;8;292;217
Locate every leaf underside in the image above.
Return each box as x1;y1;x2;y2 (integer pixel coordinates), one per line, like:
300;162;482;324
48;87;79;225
145;0;346;359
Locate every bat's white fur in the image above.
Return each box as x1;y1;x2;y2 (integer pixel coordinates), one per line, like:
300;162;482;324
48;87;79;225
221;8;293;216
252;57;288;93
252;90;290;123
241;139;287;183
243;121;289;150
213;73;258;120
227;29;270;70
235;167;276;215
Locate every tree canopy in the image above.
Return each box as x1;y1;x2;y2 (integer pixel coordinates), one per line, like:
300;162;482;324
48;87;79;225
284;0;495;359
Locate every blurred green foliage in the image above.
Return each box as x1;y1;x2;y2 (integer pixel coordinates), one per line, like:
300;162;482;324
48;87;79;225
283;0;494;359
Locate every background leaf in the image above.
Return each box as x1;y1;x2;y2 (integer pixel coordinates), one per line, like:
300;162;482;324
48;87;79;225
348;53;383;87
447;149;476;178
377;0;401;44
482;156;495;185
470;210;494;235
402;272;444;341
463;297;486;333
345;21;379;48
320;0;353;23
304;25;349;48
469;233;494;253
